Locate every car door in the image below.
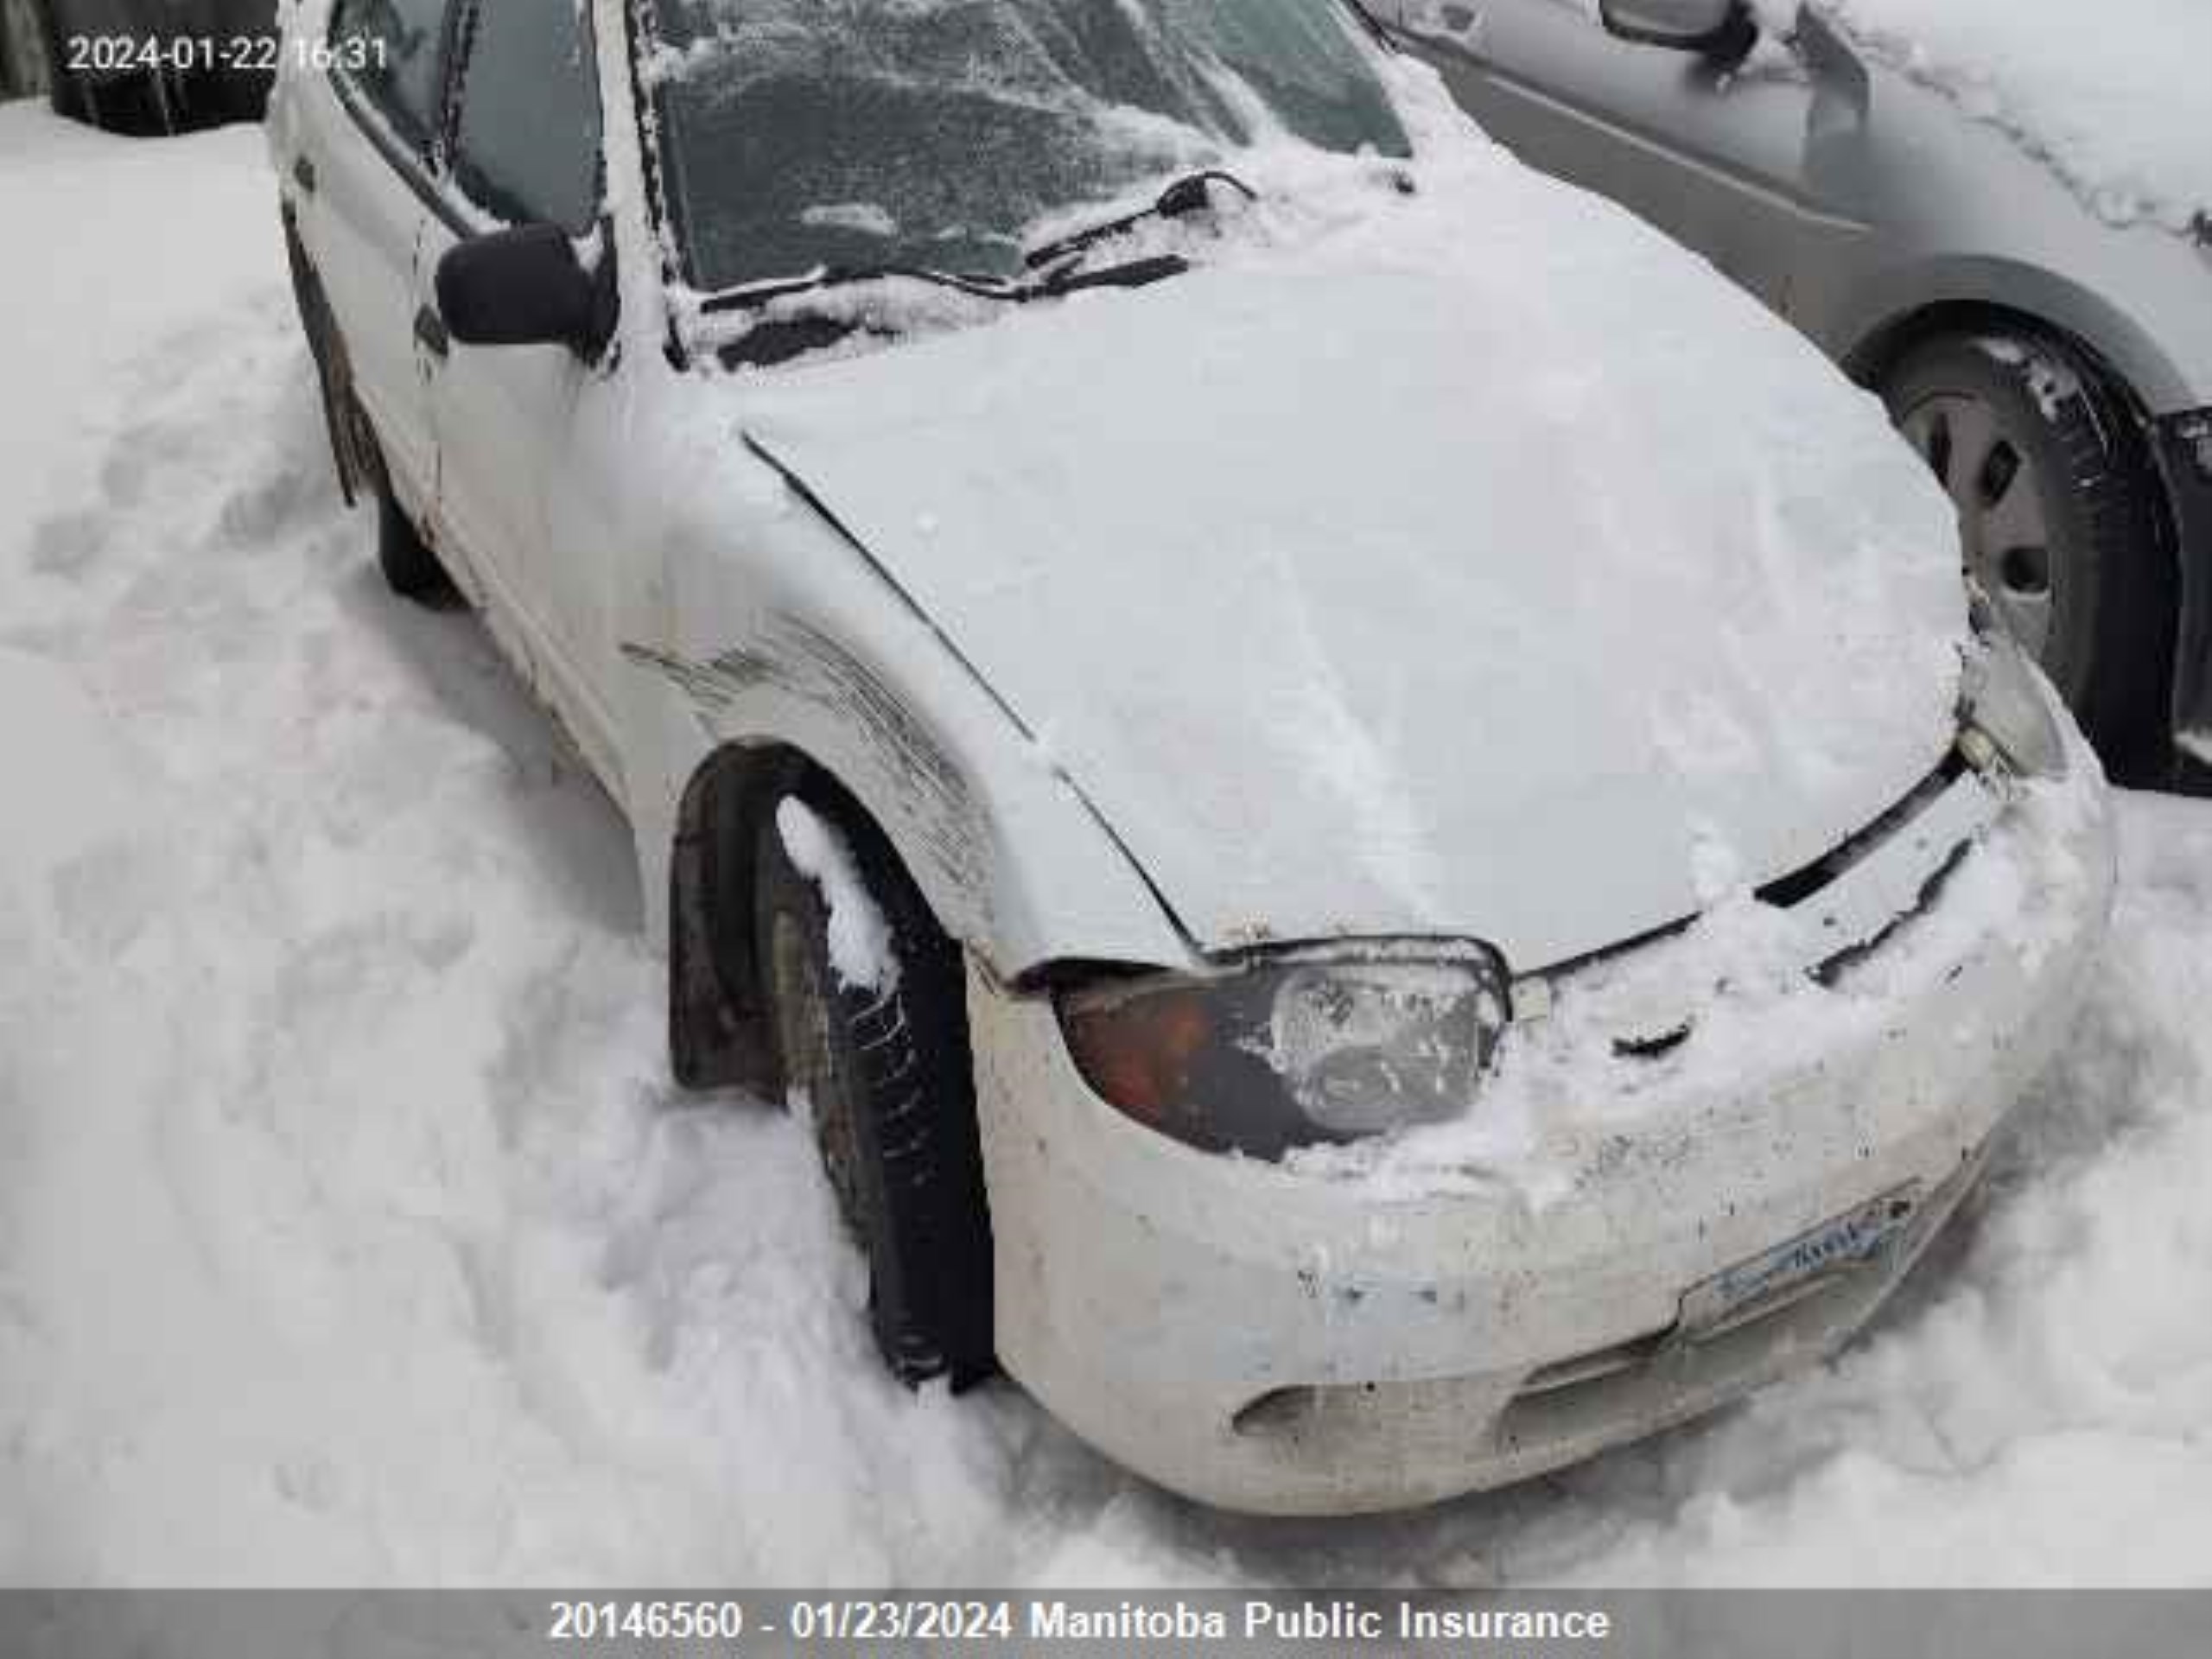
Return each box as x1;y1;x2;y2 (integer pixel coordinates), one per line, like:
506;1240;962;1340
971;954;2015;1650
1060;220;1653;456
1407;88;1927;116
1383;0;1870;318
416;0;622;788
289;0;457;518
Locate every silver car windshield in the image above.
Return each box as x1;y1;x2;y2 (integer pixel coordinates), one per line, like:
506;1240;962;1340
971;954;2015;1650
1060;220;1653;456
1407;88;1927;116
645;0;1411;294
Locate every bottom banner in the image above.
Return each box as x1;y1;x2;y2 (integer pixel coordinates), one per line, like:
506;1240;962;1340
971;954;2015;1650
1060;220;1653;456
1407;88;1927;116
2;1590;2207;1658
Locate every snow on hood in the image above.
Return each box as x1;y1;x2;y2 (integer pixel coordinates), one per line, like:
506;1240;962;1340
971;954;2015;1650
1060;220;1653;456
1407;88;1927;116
1797;0;2212;233
733;114;1966;971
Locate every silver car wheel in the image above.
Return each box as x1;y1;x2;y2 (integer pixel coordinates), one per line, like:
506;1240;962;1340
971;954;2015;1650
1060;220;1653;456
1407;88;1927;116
1899;392;2056;660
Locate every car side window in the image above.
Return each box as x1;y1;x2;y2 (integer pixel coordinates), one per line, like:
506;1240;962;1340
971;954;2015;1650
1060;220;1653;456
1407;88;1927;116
330;0;454;156
449;0;603;233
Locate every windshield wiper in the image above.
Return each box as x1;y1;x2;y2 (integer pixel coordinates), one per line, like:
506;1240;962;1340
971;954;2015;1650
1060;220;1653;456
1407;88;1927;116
707;253;1193;318
712;256;1194;368
701;264;1016;316
1021;169;1259;273
1338;0;1394;49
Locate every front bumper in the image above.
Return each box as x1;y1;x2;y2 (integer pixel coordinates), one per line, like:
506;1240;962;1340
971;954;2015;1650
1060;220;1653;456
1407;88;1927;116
968;740;2115;1516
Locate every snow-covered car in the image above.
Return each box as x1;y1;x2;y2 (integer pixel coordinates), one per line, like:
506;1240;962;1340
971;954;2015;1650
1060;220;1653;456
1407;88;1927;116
270;0;2116;1515
1376;0;2212;785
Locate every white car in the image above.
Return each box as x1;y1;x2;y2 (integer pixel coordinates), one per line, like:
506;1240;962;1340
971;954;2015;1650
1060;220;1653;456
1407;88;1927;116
271;0;2114;1515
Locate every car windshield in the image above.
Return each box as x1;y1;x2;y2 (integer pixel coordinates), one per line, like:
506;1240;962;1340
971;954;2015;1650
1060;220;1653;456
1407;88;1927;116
644;0;1411;294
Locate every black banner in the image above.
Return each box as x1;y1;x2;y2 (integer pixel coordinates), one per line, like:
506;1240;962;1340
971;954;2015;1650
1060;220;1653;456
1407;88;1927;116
3;1591;2209;1659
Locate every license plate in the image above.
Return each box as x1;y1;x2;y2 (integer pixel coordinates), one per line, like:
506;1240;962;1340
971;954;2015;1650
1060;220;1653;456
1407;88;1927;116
1680;1183;1923;1339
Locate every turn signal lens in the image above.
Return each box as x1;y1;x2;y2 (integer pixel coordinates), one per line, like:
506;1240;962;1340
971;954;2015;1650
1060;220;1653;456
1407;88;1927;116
1061;985;1215;1128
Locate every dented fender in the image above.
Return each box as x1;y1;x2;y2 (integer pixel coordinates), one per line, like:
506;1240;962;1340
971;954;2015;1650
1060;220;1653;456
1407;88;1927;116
616;447;1195;986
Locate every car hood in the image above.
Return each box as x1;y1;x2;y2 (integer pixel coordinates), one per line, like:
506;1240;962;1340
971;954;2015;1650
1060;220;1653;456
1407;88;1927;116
735;160;1967;969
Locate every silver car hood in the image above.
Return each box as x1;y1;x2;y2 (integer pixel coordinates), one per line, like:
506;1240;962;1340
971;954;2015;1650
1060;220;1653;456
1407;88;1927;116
738;181;1967;969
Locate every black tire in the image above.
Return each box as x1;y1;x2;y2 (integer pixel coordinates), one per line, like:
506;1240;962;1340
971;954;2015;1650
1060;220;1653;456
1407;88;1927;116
203;66;273;125
1884;333;2173;773
349;392;456;606
374;475;457;605
47;71;80;120
40;5;82;121
753;785;994;1387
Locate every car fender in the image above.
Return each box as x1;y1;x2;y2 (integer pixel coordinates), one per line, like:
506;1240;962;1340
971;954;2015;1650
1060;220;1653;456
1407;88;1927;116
1832;251;2202;420
614;448;1198;1001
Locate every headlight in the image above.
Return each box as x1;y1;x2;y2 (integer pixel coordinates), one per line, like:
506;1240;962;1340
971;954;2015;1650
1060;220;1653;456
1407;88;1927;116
1057;950;1511;1160
1961;628;2068;779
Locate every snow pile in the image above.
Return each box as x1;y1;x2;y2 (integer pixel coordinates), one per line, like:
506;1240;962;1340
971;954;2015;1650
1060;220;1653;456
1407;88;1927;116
1808;0;2212;232
0;108;1042;1586
1537;794;2212;1586
3;104;2210;1591
776;798;899;993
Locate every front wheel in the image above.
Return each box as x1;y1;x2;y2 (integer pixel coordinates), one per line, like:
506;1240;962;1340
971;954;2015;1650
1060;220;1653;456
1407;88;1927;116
1885;333;2172;772
353;397;456;607
752;787;994;1386
375;481;454;605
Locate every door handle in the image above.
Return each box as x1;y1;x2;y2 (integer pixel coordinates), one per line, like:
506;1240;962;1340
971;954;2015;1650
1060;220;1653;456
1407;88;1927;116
292;153;317;195
414;305;450;361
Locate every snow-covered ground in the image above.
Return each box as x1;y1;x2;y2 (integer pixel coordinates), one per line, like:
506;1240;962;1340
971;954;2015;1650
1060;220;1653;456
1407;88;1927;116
2;105;2209;1588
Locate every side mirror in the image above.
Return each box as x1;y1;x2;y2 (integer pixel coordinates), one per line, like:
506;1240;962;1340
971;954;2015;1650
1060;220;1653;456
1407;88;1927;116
435;223;610;355
1599;0;1758;59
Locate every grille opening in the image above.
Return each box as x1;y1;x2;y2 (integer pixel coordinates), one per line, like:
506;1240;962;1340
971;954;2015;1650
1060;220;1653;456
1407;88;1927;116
1515;1329;1670;1398
1811;841;1973;987
1757;753;1967;913
1612;1021;1694;1062
1235;1385;1329;1437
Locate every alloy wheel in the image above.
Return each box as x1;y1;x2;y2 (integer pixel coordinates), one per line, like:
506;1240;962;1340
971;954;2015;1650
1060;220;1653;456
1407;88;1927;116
1899;391;2057;660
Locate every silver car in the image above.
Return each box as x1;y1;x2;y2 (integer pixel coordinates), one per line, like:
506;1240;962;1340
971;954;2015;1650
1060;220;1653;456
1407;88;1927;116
1372;0;2212;781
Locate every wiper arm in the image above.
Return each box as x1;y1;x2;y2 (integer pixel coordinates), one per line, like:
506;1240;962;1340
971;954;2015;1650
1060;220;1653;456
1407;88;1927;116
1022;169;1258;273
701;264;1017;316
1338;0;1394;50
1026;252;1191;296
713;257;1192;369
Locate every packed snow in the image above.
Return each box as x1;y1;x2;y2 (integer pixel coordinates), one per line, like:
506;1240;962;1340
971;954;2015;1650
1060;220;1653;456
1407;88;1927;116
3;101;2211;1589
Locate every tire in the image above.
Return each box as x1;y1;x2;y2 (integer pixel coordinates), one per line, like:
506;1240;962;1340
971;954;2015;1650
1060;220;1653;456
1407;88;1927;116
203;66;273;125
752;786;994;1387
40;7;82;121
372;474;457;604
1885;333;2172;772
352;396;456;606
